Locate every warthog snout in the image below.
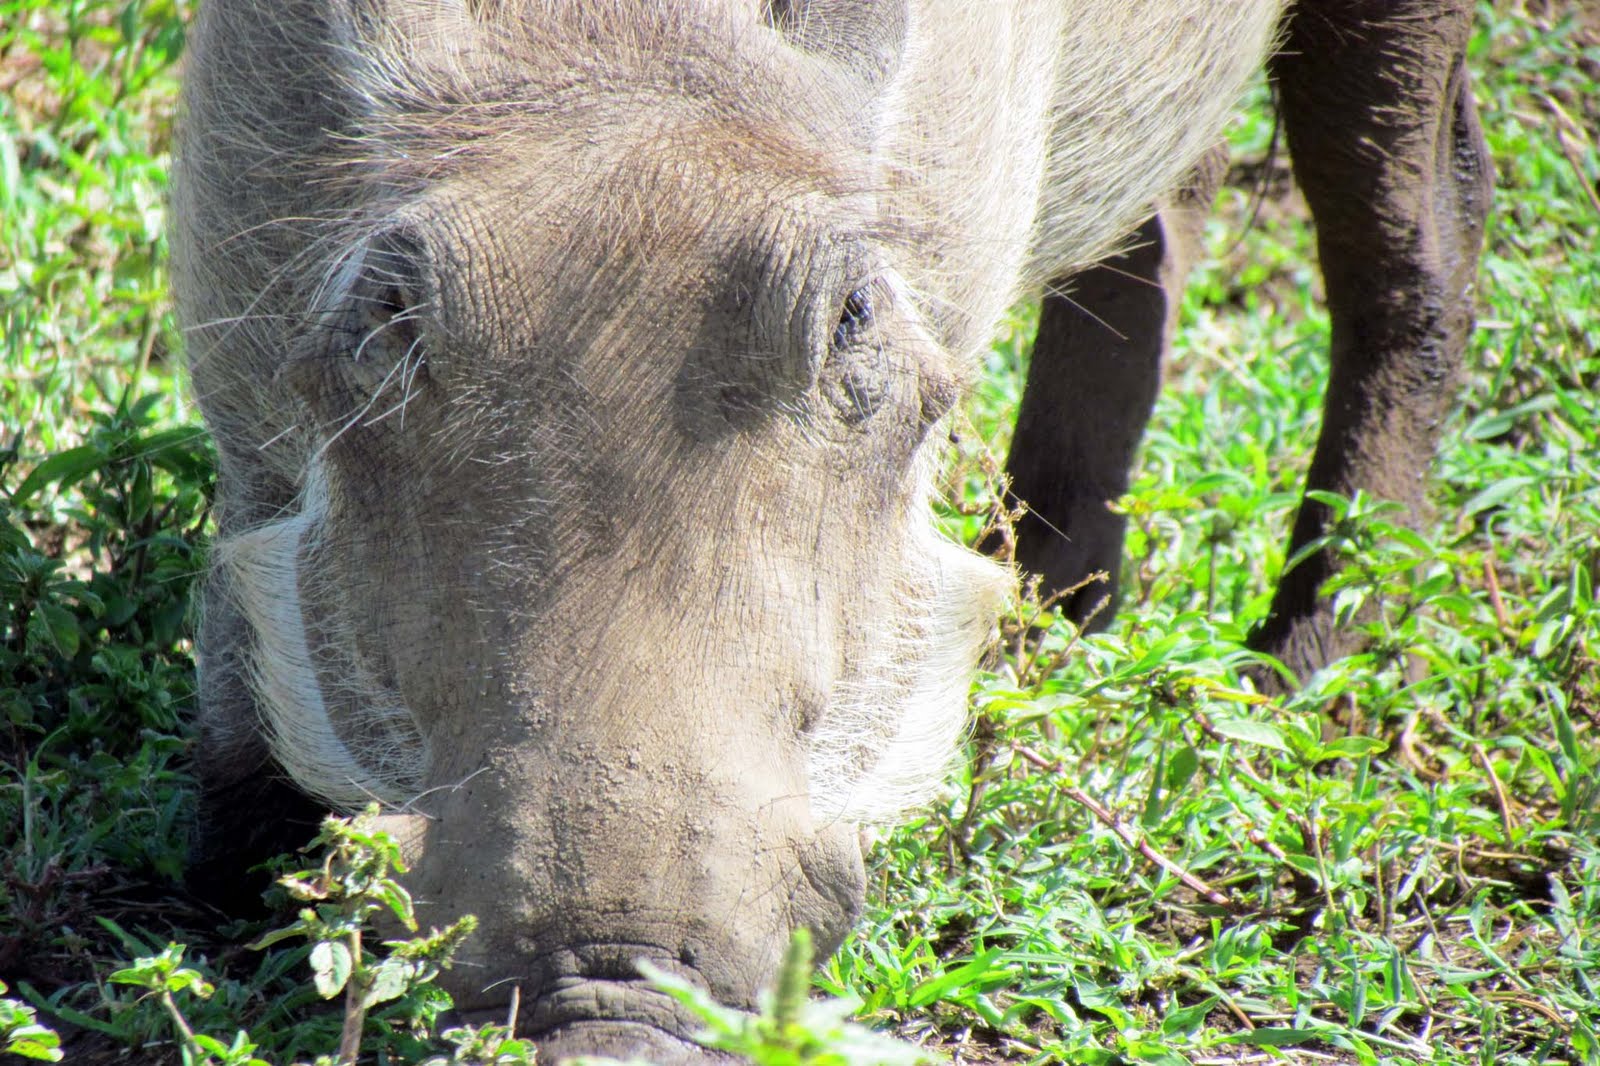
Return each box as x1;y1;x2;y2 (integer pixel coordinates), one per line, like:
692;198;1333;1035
380;813;756;1061
436;942;754;1064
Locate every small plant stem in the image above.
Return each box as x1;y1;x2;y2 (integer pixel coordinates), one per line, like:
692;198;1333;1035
951;717;999;861
1217;991;1255;1032
1012;743;1236;910
159;991;203;1061
1243;825;1291;864
21;770;34;870
1483;556;1513;635
1471;742;1518;845
1304;795;1339;924
1538;93;1600;218
136;310;159;378
338;929;367;1066
1373;842;1392;941
1011;575;1033;670
1188;711;1328;851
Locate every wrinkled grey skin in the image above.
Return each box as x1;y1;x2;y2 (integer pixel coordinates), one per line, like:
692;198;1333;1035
174;2;1280;1061
1002;1;1493;686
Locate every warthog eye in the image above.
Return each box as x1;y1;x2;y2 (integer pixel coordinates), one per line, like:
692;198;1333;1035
327;229;431;373
353;287;411;351
832;284;874;350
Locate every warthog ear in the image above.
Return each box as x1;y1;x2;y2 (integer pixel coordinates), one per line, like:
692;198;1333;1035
764;0;910;99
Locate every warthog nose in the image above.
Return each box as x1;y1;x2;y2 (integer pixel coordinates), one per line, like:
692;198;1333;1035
448;1003;727;1064
500;945;721;1045
534;1021;734;1066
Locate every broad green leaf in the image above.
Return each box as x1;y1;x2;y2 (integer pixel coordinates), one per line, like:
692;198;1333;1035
310;939;353;998
361;957;415;1008
3;1026;63;1063
1073;979;1131;1028
1221;1027;1322;1047
1315;736;1388;761
906;948;1009;1008
1160;995;1217;1036
189;1034;231;1057
1165;744;1201;793
1386;526;1432;553
30;603;79;658
1460;475;1540;516
162;969;214;998
375;879;416;928
11;445;105;503
1208;717;1289;752
246;922;312;952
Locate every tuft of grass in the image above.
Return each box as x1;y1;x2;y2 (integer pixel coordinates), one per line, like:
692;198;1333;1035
82;807;519;1066
1;0;193;448
1;391;210;982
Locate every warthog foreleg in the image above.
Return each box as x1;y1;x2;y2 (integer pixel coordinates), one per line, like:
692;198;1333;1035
1254;0;1492;682
1000;151;1224;628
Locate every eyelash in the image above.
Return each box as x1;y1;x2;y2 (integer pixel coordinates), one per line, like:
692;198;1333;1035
832;284;874;350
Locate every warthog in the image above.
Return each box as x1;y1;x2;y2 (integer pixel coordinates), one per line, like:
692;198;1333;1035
174;1;1284;1060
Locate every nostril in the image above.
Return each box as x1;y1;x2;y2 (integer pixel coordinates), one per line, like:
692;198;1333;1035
521;952;720;1050
569;943;686;983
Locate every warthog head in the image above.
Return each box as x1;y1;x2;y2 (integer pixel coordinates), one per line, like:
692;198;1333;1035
178;1;1007;1058
179;0;1281;1057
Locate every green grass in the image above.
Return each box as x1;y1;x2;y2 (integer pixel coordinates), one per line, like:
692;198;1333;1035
3;1;1598;1064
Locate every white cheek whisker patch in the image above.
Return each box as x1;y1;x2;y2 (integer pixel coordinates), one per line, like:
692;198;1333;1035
213;455;428;811
806;447;1009;827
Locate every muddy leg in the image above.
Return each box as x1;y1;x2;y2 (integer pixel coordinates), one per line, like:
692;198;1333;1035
1252;1;1492;681
1002;153;1224;628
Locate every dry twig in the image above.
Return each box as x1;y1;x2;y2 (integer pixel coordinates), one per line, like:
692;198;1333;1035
1011;743;1237;910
